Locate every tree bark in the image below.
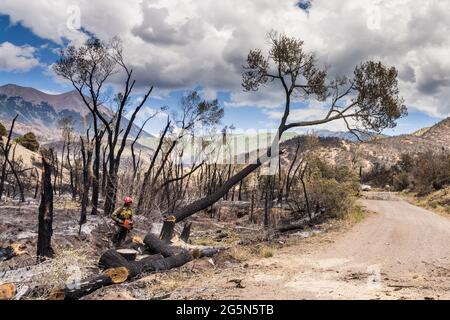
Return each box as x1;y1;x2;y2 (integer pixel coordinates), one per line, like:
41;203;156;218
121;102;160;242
62;229;221;300
0;115;18;201
80;137;93;226
37;151;54;261
172;162;263;223
180;223;192;243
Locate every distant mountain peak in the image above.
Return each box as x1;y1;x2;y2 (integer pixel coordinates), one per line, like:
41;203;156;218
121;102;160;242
0;84;152;140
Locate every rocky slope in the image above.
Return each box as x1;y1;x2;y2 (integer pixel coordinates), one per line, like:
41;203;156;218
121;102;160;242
282;117;450;171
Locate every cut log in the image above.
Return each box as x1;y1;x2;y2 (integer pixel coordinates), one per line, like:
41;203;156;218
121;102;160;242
143;233;184;257
132;236;144;245
63;230;222;300
0;244;27;262
136;254;164;261
65;250;194;300
64;273;121;300
49;289;65;301
116;249;139;261
98;250;141;277
64;267;129;300
0;283;16;300
170;239;223;258
104;267;129;284
119;238;147;254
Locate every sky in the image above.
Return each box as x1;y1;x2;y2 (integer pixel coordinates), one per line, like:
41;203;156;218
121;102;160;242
0;0;448;136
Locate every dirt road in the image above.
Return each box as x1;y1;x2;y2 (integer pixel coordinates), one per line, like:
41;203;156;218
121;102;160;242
185;195;450;300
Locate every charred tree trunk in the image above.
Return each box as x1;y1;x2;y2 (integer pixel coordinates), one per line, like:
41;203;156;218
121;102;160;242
80;137;93;227
250;193;255;223
66;140;76;200
0;115;18;201
33;168;40;199
264;186;270;228
137;120;171;214
91;144;100;216
300;164;311;220
37;150;55;262
172;161;263;223
159;216;176;243
180;222;192;243
59;142;66;196
101;145;108;198
7;146;25;202
103;162;119;218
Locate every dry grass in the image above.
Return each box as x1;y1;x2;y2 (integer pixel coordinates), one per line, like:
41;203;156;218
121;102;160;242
344;204;368;225
403;188;450;216
228;246;253;262
53;198;80;211
22;247;96;299
138;267;216;298
259;246;275;258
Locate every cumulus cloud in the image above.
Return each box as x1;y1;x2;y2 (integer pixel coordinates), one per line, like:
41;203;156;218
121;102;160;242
0;0;449;117
0;42;40;72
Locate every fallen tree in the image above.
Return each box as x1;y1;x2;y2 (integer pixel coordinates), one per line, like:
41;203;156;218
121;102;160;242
62;231;220;300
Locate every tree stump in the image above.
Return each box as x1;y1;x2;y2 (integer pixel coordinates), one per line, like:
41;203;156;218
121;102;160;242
0;283;16;300
160;215;176;243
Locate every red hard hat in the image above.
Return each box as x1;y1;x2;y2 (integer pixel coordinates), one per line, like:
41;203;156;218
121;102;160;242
124;197;133;204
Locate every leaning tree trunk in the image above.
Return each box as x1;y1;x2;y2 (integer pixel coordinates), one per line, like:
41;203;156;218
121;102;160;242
176;162;262;221
37;151;54;262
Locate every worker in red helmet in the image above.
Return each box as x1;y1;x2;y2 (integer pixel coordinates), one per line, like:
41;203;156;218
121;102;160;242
111;197;134;247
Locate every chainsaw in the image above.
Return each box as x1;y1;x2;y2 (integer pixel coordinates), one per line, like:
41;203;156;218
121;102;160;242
120;219;134;231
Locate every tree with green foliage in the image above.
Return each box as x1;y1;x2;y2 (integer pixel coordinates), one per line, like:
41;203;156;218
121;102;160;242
15;132;40;152
166;31;406;227
0;123;7;138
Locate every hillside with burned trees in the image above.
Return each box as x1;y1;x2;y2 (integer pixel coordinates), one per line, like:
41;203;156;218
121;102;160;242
1;29;449;302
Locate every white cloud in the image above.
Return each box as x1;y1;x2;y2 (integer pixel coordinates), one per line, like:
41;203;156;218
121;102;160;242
0;0;449;117
0;42;40;72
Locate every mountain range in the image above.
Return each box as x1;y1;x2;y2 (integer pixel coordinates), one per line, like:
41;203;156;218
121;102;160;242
1;83;449;172
282;117;450;171
0;84;152;140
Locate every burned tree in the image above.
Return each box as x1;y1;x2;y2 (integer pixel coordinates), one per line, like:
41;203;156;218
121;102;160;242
162;32;406;234
54;37;117;216
37;148;55;261
79;131;94;227
0;115;18;201
54;37;157;217
137;92;223;216
57;117;76;198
